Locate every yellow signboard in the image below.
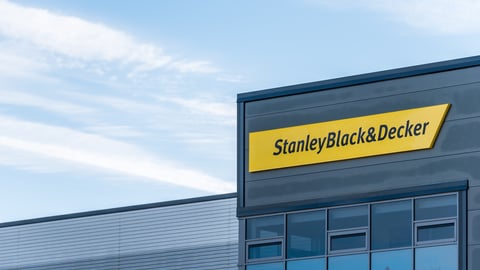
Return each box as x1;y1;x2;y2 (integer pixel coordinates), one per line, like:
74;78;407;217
248;104;450;172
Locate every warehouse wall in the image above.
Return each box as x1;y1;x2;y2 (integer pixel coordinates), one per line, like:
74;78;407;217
237;56;480;270
0;194;238;270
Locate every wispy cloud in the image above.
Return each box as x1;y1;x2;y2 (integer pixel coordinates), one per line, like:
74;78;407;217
0;90;94;115
369;0;480;35
0;116;235;193
156;96;236;120
314;0;480;35
0;0;219;74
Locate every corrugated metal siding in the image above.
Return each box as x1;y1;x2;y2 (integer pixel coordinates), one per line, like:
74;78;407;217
0;197;238;269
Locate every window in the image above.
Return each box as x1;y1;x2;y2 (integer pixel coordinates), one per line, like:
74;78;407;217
371;249;412;270
330;231;366;252
287;258;325;270
244;193;460;270
246;215;284;262
328;205;368;230
248;241;283;260
415;194;456;220
247;262;284;270
413;195;459;270
328;253;369;270
328;205;368;253
371;200;411;250
287;210;325;258
247;215;284;240
415;245;458;270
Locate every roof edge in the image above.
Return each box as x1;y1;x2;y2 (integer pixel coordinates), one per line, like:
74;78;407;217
0;192;237;228
237;55;480;102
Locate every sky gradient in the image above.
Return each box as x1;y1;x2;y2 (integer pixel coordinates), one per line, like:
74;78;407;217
1;0;480;222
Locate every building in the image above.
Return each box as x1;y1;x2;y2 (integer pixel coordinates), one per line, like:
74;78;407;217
0;194;238;269
1;56;480;270
237;56;480;270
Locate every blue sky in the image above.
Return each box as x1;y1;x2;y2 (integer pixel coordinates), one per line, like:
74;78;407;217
1;0;480;222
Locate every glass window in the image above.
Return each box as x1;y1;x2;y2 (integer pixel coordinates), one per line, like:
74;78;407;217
245;193;460;270
417;222;455;242
371;249;412;270
415;245;458;270
330;232;366;251
247;215;284;240
247;262;284;270
328;253;368;270
248;242;282;260
287;258;325;270
287;210;325;258
371;200;412;250
415;195;456;221
329;205;368;230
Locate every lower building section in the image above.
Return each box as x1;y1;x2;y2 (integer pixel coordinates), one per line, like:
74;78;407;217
0;194;238;270
241;191;465;270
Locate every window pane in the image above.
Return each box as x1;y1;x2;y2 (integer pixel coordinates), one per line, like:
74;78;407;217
372;249;412;270
329;205;368;230
372;200;412;250
415;195;456;220
247;262;284;270
328;253;368;270
287;258;325;270
417;223;455;242
247;215;284;239
415;245;458;270
248;242;282;260
287;210;325;258
330;233;366;251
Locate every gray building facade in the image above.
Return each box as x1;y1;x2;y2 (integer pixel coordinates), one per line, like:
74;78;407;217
237;56;480;270
0;193;238;270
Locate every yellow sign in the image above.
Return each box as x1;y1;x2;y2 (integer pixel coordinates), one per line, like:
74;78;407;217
248;104;450;172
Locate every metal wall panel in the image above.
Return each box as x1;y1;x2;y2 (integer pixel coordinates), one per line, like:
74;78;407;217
468;245;480;270
241;67;480;211
238;58;480;269
0;197;238;270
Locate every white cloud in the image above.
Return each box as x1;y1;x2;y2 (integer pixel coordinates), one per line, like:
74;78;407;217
314;0;480;35
0;116;235;193
369;0;480;35
0;90;94;115
0;0;219;73
0;44;50;79
157;96;236;120
85;125;145;138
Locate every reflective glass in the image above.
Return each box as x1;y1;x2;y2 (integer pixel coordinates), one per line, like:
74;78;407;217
248;242;282;260
415;245;458;270
415;195;456;220
287;258;325;270
329;205;368;230
247;215;284;240
372;249;412;270
247;262;284;270
287;210;325;258
417;223;455;242
330;232;366;251
371;200;412;250
328;253;368;270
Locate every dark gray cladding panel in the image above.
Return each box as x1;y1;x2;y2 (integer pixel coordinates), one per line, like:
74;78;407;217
468;186;480;211
245;65;480;117
469;210;480;246
469;245;480;270
245;152;480;207
245;82;480;135
241;65;480;212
